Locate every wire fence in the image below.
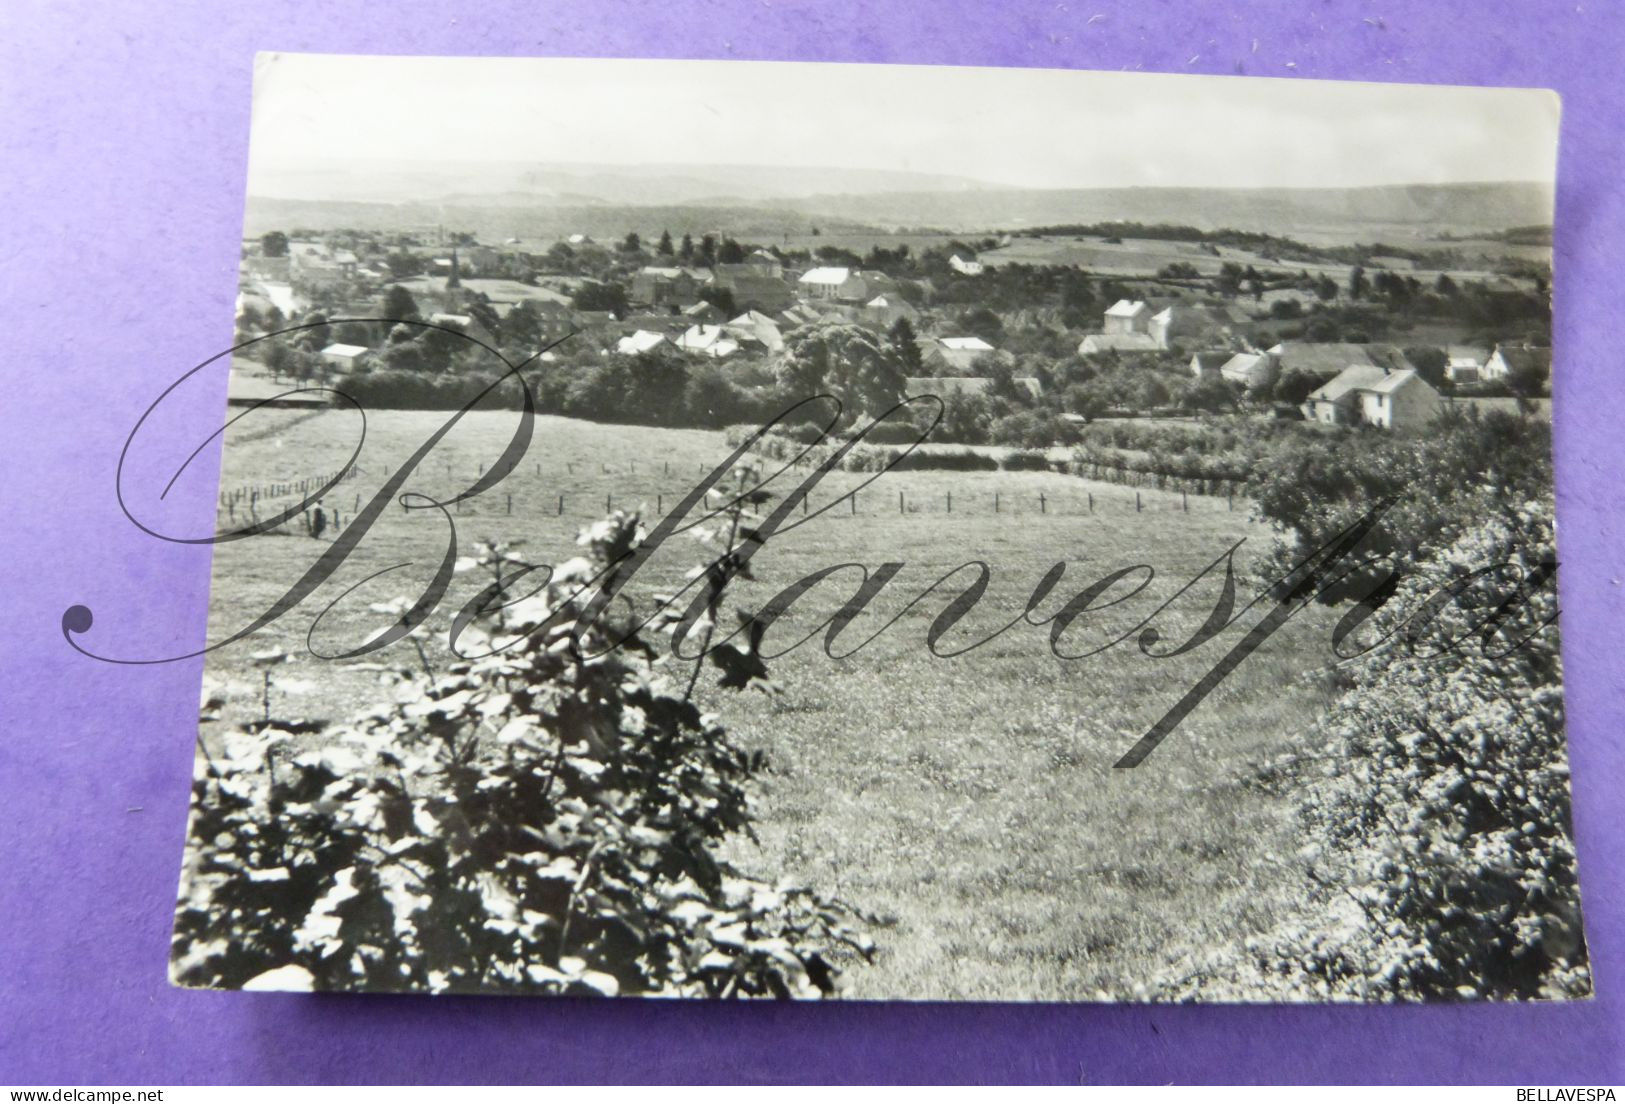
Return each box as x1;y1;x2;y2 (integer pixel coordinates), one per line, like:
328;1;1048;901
213;447;1254;541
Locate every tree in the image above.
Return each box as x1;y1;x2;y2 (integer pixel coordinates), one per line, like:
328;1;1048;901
1314;274;1339;301
1062;380;1110;423
1435;272;1459;297
260;231;289;258
887;317;924;376
698;286;737;318
717;238;746;264
620;231;642;254
381;284;420;323
958;306;1004;342
1348;265;1368;301
500;300;542;347
939;390;992;442
1506;360;1549;411
680;233;694;260
699;234;718;266
777;323;906;422
657;229;674;256
573;280;630;316
1403;346;1449;389
1272;368;1322;407
1180;375;1237;415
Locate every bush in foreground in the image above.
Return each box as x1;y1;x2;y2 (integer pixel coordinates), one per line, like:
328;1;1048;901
172;506;872;996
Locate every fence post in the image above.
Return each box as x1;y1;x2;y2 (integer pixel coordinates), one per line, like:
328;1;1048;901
506;494;512;515
1182;490;1188;512
558;494;564;516
994;491;1000;513
657;493;663;514
851;493;857;516
947;491;952;514
1228;489;1233;511
1039;493;1046;514
605;492;612;513
1136;491;1142;513
1088;491;1093;513
899;490;904;514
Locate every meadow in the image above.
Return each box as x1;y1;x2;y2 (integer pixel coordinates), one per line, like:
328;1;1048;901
200;402;1351;1000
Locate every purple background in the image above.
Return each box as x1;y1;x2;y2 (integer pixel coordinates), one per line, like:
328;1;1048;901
2;0;1621;1084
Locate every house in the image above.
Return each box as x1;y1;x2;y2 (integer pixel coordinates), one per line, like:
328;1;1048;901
798;266;856;300
1079;332;1160;355
319;343;370;371
1264;342;1412;380
1219;352;1273;390
675;325;740;359
1482;343;1552;382
630;266;709;309
796;267;893;302
861;294;919;328
428;312;495;350
949;254;985;276
710;265;794;312
777;304;826;330
1101;299;1152;335
288;241;357;291
1301;365;1444;429
905;376;1042;400
1445;356;1482;384
1148;303;1232;350
922;336;998;372
566;233;593;246
724;311;785;353
1189;351;1232;380
744;249;784;278
615;330;669;356
682;301;724;325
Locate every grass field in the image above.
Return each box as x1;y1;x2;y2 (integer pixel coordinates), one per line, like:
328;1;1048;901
200;402;1349;1000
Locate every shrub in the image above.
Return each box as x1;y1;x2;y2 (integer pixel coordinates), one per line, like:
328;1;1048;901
1000;449;1051;472
1254;502;1588;1000
172;505;872;997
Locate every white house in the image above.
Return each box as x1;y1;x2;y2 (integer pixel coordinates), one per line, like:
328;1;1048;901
949;254;985;276
923;335;998;372
1301;365;1444;429
615;330;669;356
319;343;370;371
675;324;740;359
1219;352;1272;389
1102;299;1152;334
1079;332;1160;355
798;266;863;300
861;294;919;328
1482;343;1552;382
1445;356;1482;384
724;310;785;352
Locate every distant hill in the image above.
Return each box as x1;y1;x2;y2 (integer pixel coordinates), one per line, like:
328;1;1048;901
250;159;1001;207
240;197;877;243
767;182;1556;238
242;168;1553;246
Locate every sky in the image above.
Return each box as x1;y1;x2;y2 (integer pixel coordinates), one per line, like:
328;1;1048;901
248;53;1561;192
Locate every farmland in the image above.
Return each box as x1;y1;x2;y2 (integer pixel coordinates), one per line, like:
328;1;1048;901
201;404;1346;1000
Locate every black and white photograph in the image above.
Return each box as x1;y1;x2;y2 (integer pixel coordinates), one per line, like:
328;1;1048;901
170;53;1586;1002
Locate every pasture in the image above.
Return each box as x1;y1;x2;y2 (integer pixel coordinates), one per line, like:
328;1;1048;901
199;403;1349;1000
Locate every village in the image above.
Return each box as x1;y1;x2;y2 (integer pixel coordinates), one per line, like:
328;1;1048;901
231;220;1552;454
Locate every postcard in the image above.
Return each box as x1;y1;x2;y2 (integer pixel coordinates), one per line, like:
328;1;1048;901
159;54;1583;1000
